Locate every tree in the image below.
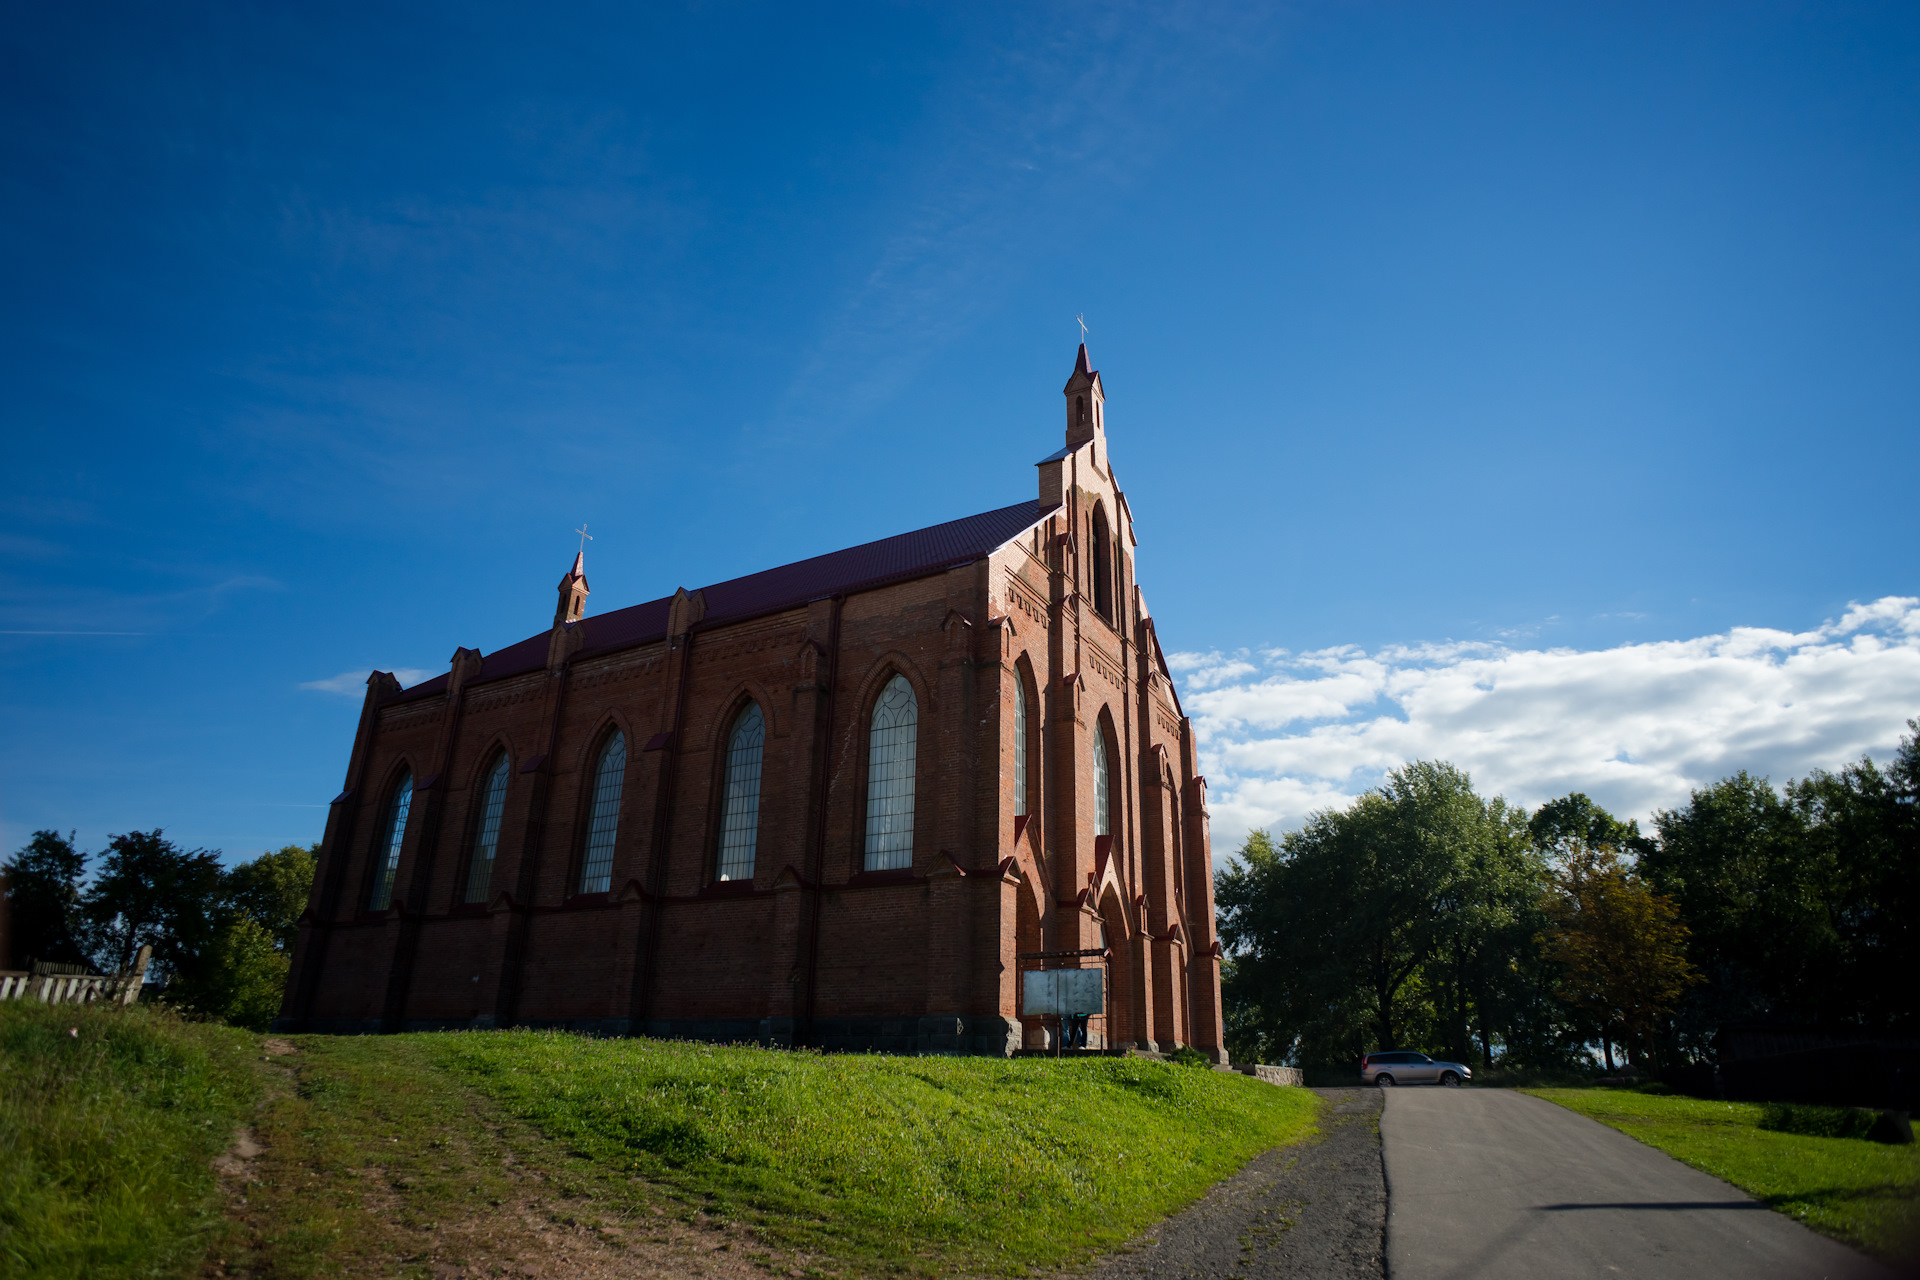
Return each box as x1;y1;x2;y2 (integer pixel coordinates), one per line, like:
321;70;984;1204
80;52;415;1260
180;844;317;1029
1218;761;1555;1070
190;917;290;1031
1640;725;1920;1040
2;830;90;969
1529;793;1642;856
1540;842;1697;1069
82;830;228;985
226;843;316;950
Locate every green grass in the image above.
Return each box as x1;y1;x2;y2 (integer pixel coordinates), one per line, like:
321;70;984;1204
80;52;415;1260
0;1006;1319;1278
435;1031;1321;1274
1526;1086;1920;1264
0;1000;259;1279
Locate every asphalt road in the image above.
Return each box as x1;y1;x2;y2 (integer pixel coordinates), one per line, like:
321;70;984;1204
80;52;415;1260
1381;1086;1899;1280
1083;1087;1386;1279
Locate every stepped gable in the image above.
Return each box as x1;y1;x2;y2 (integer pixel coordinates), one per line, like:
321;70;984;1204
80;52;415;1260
392;498;1055;702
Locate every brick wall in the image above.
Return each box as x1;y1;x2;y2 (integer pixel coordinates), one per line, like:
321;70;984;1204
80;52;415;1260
281;352;1226;1059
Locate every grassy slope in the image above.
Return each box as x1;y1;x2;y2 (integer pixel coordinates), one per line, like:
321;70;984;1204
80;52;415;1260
436;1031;1321;1275
0;1001;259;1279
1526;1087;1920;1264
0;1006;1319;1279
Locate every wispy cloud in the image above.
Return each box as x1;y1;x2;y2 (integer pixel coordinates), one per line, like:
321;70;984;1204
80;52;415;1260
770;1;1276;436
1174;597;1920;861
300;667;432;696
0;572;281;635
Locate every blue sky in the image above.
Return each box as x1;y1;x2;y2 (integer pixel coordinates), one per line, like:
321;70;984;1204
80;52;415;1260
4;1;1917;863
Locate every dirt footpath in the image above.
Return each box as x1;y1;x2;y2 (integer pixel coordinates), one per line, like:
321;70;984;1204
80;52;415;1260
1079;1087;1385;1279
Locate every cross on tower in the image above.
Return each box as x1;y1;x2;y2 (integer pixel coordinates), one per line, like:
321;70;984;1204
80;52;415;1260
1076;313;1088;345
575;524;593;557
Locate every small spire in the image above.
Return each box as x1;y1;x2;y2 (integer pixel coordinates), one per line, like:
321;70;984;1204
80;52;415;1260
1073;342;1093;378
555;537;591;627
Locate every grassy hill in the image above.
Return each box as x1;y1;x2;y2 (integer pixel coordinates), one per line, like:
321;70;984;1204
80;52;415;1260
0;1002;1318;1278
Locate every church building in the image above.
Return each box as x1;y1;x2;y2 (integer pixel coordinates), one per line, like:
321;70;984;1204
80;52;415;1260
279;346;1226;1058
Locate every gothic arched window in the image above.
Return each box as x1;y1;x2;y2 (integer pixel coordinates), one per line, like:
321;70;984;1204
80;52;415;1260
464;753;510;903
1091;505;1114;621
864;673;918;871
716;703;765;881
1013;672;1029;819
1094;727;1112;839
368;770;413;911
578;731;626;894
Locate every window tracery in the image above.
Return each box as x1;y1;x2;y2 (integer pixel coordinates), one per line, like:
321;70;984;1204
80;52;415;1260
1095;726;1112;839
464;753;509;903
864;673;918;871
369;771;413;911
578;731;626;894
716;703;765;881
1013;673;1029;819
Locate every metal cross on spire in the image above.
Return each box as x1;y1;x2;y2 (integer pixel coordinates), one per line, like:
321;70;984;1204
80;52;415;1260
1076;313;1088;346
575;524;593;557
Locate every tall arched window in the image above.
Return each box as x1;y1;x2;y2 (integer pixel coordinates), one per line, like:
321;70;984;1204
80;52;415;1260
716;703;765;882
1094;728;1112;839
578;731;626;894
369;770;413;911
464;753;510;903
864;673;918;871
1013;673;1028;819
1091;506;1113;621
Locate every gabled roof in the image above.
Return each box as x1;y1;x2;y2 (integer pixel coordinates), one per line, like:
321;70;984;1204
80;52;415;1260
394;499;1059;702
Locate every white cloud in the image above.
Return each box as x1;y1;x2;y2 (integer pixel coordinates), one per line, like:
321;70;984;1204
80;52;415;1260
300;667;432;696
1174;597;1920;862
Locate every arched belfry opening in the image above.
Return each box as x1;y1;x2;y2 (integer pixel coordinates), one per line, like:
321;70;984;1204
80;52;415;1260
1091;504;1114;623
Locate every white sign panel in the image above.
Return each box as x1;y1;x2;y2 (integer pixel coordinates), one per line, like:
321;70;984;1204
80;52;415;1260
1022;968;1104;1016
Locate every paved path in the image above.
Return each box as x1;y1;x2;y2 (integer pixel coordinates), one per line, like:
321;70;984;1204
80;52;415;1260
1082;1087;1385;1279
1381;1087;1898;1280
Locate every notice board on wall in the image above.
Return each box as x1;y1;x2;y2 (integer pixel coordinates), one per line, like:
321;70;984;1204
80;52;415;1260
1022;967;1104;1016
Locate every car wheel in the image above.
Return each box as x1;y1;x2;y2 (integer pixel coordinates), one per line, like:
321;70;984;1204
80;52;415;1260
1376;1073;1395;1087
1440;1070;1460;1087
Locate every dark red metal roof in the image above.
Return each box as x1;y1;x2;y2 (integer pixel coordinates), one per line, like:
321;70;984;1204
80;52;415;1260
392;499;1056;702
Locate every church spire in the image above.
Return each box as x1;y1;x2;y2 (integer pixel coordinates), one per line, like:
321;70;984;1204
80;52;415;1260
1062;341;1105;449
555;547;589;626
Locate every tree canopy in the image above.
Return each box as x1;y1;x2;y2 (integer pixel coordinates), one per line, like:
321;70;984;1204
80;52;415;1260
3;831;317;1031
1217;721;1919;1073
1218;760;1557;1070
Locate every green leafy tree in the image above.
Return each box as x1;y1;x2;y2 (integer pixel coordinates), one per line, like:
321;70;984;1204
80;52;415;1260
2;830;90;969
1530;792;1643;856
1780;737;1919;1032
171;844;316;1026
1635;721;1919;1043
192;916;291;1031
226;843;316;950
82;830;228;985
1218;761;1553;1069
1640;771;1824;1026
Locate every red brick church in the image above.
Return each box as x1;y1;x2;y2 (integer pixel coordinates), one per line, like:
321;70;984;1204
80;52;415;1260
279;346;1226;1058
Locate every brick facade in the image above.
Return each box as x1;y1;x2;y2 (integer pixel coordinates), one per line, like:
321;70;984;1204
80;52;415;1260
278;346;1227;1059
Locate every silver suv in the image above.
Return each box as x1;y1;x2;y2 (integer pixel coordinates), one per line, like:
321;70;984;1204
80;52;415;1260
1361;1050;1472;1087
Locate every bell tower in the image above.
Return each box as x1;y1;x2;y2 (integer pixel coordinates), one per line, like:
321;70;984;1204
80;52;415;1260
1063;343;1106;454
554;550;589;626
